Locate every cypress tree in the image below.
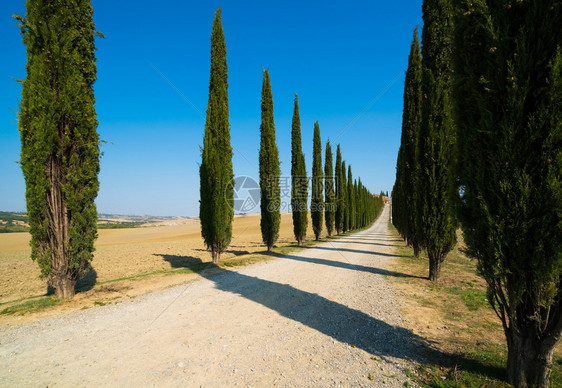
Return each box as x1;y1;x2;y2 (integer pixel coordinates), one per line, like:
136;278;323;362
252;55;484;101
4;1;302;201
393;143;406;238
347;165;355;231
290;94;308;246
417;0;457;281
16;0;100;300
324;140;335;236
334;145;343;234
341;160;348;232
258;69;281;251
353;179;361;229
311;121;323;240
200;8;234;264
398;27;423;256
453;1;562;385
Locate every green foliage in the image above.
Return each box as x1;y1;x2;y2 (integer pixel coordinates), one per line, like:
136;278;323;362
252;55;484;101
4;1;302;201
290;94;308;245
16;0;100;299
311;121;324;240
324;140;335;236
259;69;281;251
393;27;423;256
334;145;344;234
417;0;457;281
200;8;234;264
453;1;562;385
341;160;349;232
347;165;355;231
0;211;28;223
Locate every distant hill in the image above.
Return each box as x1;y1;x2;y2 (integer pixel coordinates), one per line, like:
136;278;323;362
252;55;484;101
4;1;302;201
0;211;192;232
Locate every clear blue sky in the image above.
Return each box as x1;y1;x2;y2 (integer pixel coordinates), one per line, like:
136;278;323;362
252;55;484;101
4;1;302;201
0;0;423;217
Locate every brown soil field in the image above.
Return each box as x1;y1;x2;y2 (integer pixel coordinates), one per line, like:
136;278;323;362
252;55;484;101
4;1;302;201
0;213;319;307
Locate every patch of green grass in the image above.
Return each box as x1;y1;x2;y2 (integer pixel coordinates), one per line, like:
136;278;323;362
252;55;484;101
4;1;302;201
409;343;511;388
446;287;488;311
0;297;60;315
221;255;270;268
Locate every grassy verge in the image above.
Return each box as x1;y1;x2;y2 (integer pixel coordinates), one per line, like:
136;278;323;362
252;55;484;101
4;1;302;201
388;224;562;388
1;297;60;315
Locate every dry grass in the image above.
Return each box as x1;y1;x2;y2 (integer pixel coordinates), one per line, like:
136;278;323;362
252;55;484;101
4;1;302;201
0;213;335;323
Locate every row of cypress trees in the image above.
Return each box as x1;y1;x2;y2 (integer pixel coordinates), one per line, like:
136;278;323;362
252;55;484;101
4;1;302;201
393;1;561;386
392;0;457;282
270;90;385;248
200;10;384;255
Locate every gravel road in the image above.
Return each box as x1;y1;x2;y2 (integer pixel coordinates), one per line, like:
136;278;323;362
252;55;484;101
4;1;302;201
0;205;426;387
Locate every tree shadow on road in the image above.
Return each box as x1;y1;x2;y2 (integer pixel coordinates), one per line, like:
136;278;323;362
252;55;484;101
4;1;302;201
197;265;503;379
264;251;425;280
310;245;410;259
329;239;397;248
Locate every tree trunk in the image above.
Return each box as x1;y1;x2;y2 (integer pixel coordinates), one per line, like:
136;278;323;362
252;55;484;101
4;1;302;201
53;276;76;300
413;242;421;258
506;328;556;388
429;254;441;281
267;244;272;252
48;156;74;300
211;249;220;265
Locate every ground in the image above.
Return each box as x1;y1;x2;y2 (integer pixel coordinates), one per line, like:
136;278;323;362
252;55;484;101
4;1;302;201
0;213;312;309
0;206;425;387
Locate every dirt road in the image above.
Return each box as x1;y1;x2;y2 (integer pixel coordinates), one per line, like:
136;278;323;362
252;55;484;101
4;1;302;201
0;206;426;387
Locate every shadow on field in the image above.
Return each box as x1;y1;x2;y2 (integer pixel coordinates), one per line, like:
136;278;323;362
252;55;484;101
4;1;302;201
75;268;98;292
193;248;251;257
155;254;212;273
197;265;504;379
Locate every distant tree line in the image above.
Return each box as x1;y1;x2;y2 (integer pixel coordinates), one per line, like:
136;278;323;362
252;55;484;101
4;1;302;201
392;0;561;386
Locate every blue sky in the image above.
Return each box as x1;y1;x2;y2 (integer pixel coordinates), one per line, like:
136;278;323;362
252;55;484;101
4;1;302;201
0;0;423;216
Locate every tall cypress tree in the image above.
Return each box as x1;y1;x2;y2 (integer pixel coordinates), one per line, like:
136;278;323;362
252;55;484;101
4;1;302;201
16;0;100;300
334;145;343;234
399;27;423;256
324;140;335;236
341;160;348;232
347;165;355;231
417;0;457;281
259;69;281;251
290;94;308;246
200;8;234;264
311;121;323;240
453;1;562;385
